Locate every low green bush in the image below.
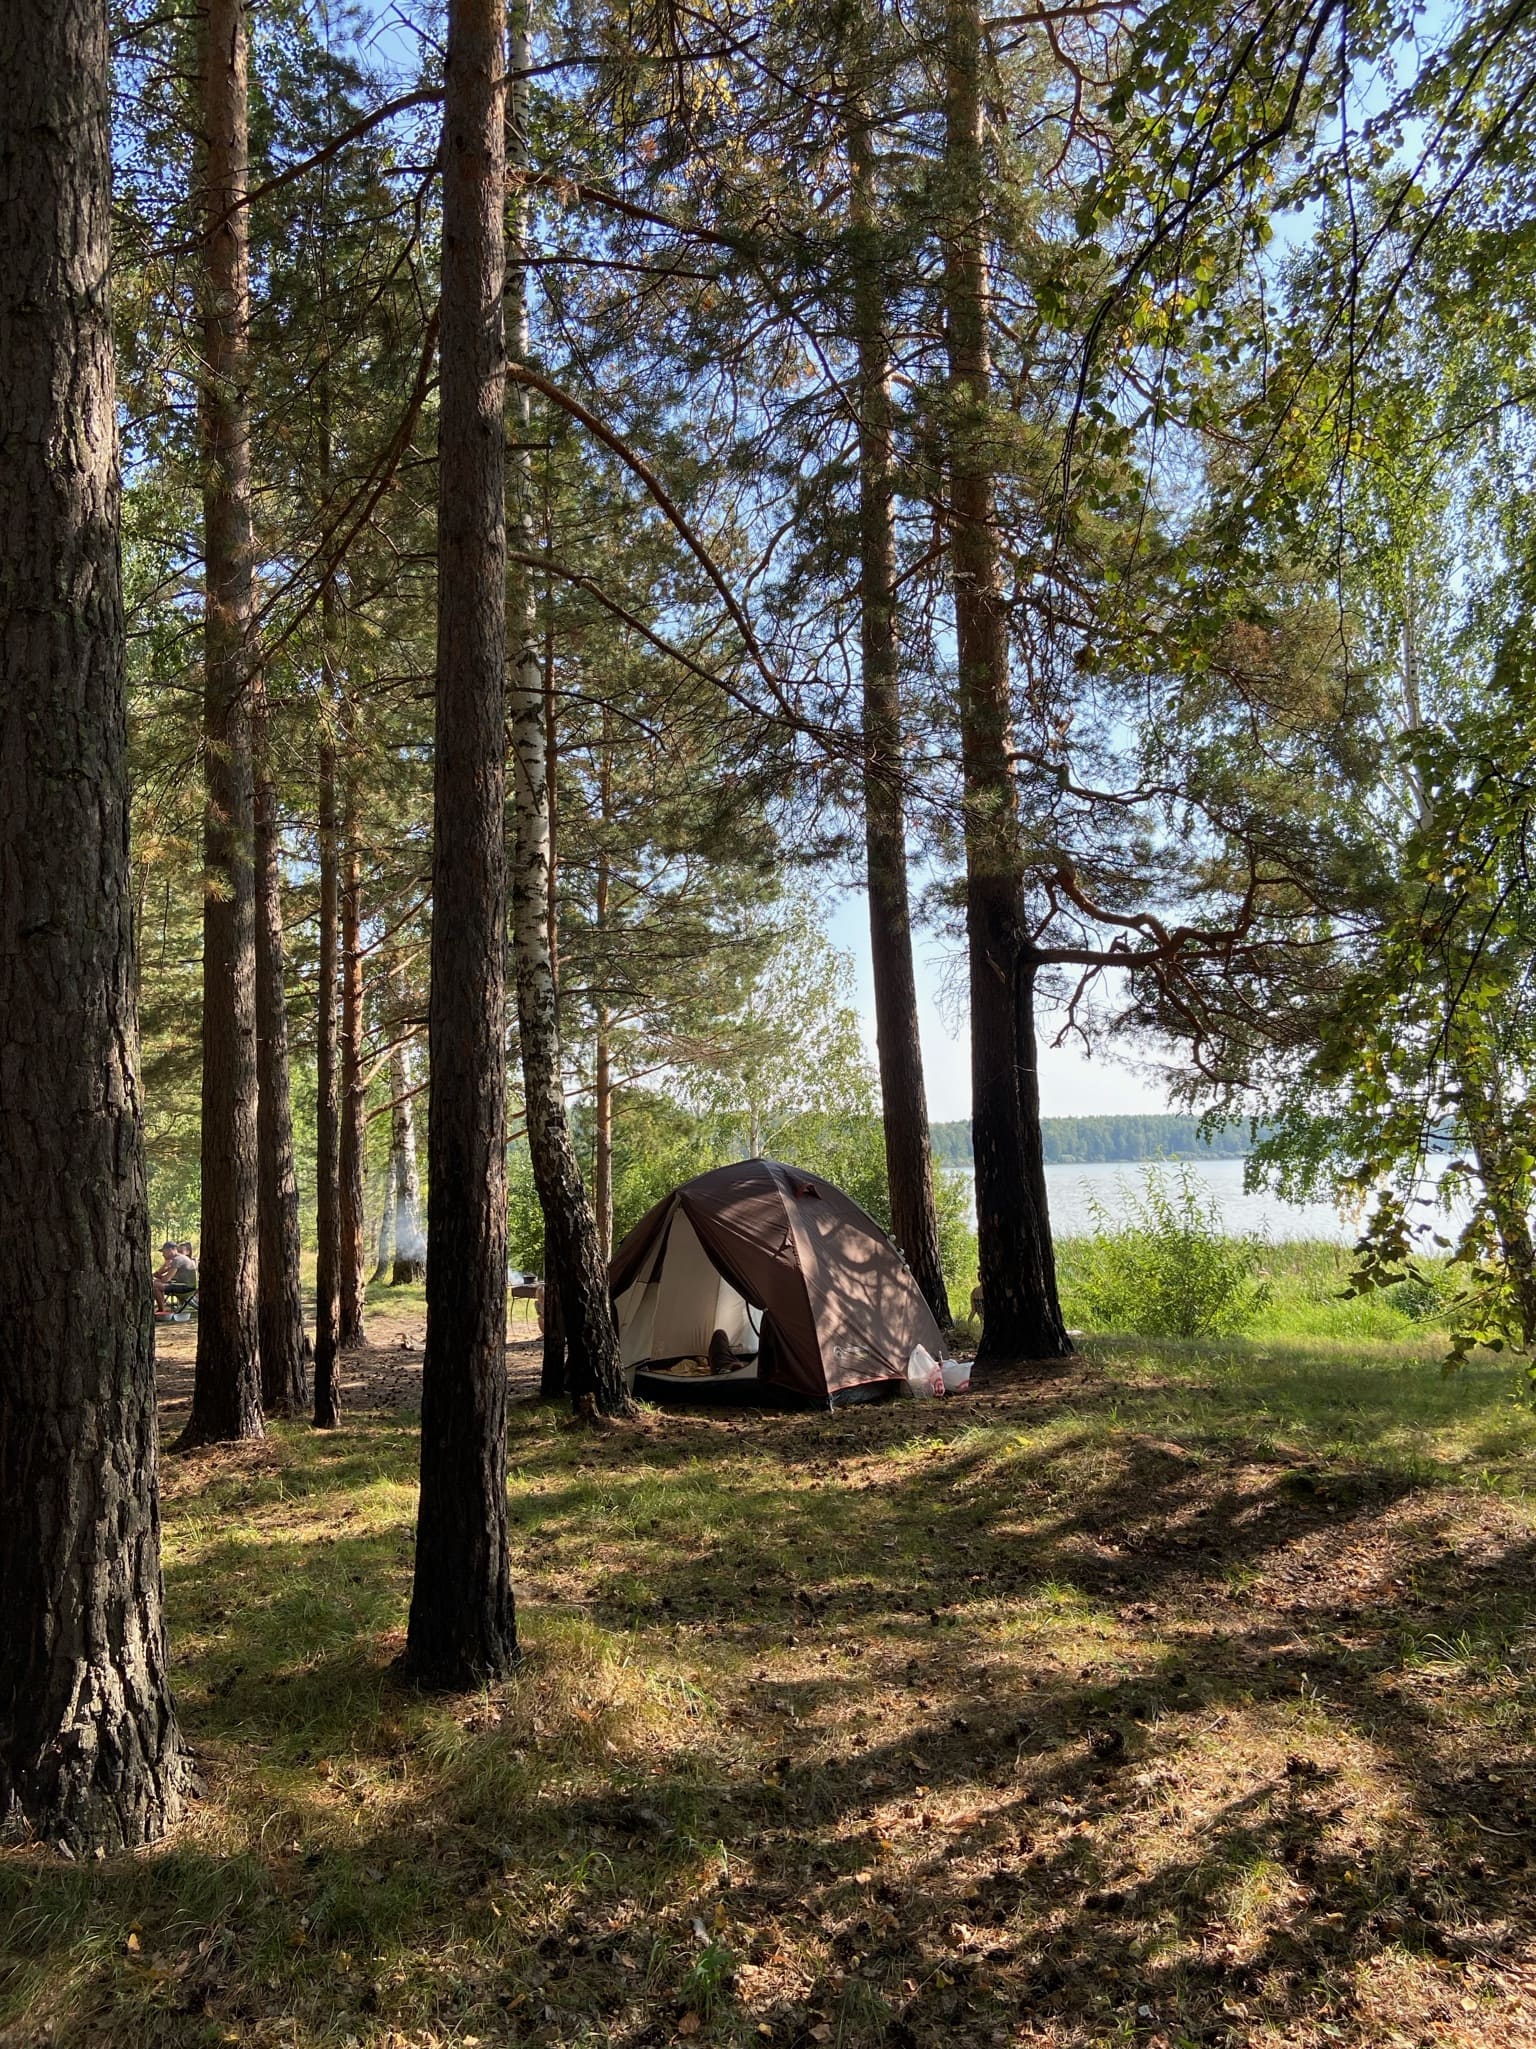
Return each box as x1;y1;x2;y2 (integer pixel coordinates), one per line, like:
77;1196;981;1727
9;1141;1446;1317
1063;1164;1272;1340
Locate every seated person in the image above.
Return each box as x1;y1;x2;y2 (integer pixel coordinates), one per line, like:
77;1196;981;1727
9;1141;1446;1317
152;1241;198;1316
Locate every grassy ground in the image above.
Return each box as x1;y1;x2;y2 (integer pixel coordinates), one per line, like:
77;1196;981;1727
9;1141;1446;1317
6;1276;1536;2047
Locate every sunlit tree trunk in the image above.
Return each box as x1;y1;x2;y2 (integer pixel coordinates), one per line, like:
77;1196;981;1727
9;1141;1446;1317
373;1167;395;1282
403;0;518;1686
850;86;951;1328
0;0;189;1851
312;664;342;1429
183;0;264;1446
507;0;631;1417
253;671;311;1415
390;1021;425;1284
942;0;1069;1364
338;770;368;1349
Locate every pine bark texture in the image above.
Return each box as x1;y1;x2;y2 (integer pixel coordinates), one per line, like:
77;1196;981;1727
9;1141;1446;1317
507;0;632;1418
184;0;264;1446
941;0;1070;1365
850;99;951;1330
404;0;518;1687
338;779;368;1350
253;674;311;1414
0;0;189;1851
312;719;342;1428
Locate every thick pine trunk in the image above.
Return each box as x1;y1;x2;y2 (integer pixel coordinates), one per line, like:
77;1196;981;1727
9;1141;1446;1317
942;0;1069;1364
389;1027;426;1285
0;0;189;1852
253;673;311;1415
183;0;264;1446
313;714;342;1428
403;0;518;1687
338;778;368;1349
849;99;951;1328
507;0;631;1418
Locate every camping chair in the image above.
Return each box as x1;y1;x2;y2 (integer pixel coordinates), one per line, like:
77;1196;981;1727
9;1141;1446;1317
158;1281;198;1323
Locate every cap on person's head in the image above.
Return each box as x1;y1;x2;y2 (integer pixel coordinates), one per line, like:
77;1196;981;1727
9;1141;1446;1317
161;1241;177;1253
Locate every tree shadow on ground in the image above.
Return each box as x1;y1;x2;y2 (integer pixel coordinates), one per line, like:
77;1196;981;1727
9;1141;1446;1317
6;1349;1533;2047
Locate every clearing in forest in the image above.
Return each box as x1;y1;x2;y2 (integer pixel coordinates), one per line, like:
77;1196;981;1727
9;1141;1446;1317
5;1310;1536;2048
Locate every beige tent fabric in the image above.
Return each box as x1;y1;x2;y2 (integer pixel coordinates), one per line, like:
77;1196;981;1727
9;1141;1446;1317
616;1205;758;1368
610;1159;945;1402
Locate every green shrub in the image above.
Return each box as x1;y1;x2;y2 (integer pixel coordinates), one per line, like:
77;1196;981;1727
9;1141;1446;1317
1067;1164;1272;1340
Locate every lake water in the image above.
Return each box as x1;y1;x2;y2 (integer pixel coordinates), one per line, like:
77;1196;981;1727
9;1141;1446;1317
959;1156;1362;1241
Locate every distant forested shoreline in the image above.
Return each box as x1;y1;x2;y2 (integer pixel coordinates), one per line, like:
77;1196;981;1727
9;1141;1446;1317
931;1115;1252;1167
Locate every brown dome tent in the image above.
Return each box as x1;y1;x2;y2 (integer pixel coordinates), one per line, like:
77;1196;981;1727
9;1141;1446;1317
609;1158;946;1407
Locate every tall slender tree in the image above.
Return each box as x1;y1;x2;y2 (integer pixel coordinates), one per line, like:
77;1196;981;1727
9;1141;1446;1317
848;60;951;1328
338;762;368;1348
403;0;518;1686
312;691;343;1429
0;0;189;1852
941;0;1069;1363
389;1021;426;1285
253;670;311;1415
508;0;633;1418
181;0;265;1445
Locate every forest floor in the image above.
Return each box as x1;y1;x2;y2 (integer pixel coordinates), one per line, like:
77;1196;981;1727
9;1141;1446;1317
7;1301;1536;2048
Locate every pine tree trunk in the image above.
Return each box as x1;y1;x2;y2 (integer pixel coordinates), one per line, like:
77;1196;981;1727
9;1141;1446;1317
403;0;518;1687
183;0;264;1446
593;709;614;1262
313;708;342;1429
942;0;1069;1365
390;1026;426;1284
0;0;189;1852
593;1023;614;1263
507;0;631;1418
540;1246;569;1400
253;672;311;1415
850;94;951;1329
338;777;368;1349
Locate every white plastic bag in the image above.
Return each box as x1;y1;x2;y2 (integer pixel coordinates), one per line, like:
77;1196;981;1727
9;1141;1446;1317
906;1344;944;1399
940;1357;971;1395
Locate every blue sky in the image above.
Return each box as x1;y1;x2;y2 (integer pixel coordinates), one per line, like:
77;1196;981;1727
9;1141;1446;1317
823;890;1174;1123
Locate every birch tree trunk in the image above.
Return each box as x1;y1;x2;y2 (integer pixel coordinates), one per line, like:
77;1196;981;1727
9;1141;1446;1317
507;0;631;1417
373;1169;395;1282
182;0;264;1446
338;772;368;1349
850;86;951;1329
942;0;1069;1364
0;0;189;1851
253;671;311;1414
403;0;518;1685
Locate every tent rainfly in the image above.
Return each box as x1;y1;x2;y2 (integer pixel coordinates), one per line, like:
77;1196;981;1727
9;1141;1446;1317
609;1158;946;1407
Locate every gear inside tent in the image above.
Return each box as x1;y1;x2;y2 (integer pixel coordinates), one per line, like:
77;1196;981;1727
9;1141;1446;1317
609;1158;946;1407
